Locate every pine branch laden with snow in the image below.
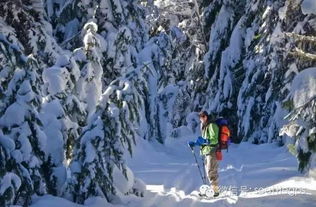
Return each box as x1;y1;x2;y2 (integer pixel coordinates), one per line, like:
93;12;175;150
74;21;104;117
52;0;148;85
0;0;63;65
83;21;99;53
289;47;316;61
284;32;316;42
284;32;316;61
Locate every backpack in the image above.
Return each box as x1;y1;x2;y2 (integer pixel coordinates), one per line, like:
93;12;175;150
215;118;231;152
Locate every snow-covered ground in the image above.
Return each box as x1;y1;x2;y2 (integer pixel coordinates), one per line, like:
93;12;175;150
302;0;316;15
31;134;316;207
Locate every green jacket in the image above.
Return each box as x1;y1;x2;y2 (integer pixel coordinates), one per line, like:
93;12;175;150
200;123;219;155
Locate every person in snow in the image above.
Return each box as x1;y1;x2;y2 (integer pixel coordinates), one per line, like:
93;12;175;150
188;111;220;197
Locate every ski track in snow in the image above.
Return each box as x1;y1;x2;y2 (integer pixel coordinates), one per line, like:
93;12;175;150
123;135;316;207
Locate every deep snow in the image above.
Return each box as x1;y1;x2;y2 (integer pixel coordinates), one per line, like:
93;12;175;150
30;132;316;207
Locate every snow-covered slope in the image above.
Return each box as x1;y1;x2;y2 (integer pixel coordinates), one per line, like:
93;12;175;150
31;134;316;206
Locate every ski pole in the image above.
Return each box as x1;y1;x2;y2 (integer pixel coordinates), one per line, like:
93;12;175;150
201;156;207;184
190;147;206;184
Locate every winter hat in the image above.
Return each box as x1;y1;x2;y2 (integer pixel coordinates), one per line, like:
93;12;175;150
199;111;208;117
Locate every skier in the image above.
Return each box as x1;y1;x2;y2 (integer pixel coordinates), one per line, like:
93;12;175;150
188;111;220;197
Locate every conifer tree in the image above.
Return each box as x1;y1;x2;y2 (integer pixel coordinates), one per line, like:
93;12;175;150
0;35;47;206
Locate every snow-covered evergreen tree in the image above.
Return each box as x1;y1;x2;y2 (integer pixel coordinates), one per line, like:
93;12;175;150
49;0;149;85
41;52;85;196
196;0;316;145
0;34;47;206
2;0;316;205
0;0;62;66
139;0;210;139
67;63;149;203
281;67;316;173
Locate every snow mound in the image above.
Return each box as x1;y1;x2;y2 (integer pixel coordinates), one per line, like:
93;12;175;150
113;166;134;195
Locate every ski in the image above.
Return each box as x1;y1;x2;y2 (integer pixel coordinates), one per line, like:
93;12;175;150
198;192;224;200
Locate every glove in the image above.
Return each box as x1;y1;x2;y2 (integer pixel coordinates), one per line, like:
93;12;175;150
188;141;195;148
196;136;210;145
